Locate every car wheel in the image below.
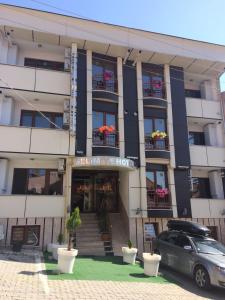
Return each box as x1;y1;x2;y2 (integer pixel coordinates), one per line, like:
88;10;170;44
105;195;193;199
194;266;211;289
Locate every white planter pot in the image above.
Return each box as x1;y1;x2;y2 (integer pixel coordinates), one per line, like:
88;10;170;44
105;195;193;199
122;247;138;264
47;243;54;253
52;243;67;260
143;253;161;277
57;248;78;274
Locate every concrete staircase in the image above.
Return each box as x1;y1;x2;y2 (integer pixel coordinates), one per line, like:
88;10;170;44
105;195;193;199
75;213;105;256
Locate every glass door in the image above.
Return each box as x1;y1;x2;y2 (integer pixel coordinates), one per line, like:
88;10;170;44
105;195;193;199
71;176;94;212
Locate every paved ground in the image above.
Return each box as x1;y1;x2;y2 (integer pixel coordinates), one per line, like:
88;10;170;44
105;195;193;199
0;250;224;300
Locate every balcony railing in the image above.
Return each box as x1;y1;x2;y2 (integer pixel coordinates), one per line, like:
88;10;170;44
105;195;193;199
143;82;166;98
92;129;119;147
145;136;169;151
147;189;172;209
92;75;118;93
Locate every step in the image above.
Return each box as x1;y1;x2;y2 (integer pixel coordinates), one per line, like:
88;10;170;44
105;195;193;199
76;241;104;247
79;224;99;229
76;236;102;242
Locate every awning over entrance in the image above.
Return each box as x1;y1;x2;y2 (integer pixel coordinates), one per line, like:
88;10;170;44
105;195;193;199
72;156;135;171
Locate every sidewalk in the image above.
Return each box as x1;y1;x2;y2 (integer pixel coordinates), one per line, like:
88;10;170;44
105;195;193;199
0;251;218;299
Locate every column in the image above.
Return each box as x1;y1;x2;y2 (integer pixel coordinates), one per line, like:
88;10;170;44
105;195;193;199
209;171;224;199
117;57;125;157
0;95;14;125
0;159;8;194
64;157;73;236
164;64;178;218
136;61;147;218
86;50;92;157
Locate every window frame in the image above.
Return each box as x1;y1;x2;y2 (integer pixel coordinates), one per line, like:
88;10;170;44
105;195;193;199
142;66;165;98
92;57;117;92
20;110;63;129
146;168;168;191
188;131;205;146
24;57;65;72
92;110;118;130
144;117;167;136
192;177;211;198
11;225;40;246
12;168;63;196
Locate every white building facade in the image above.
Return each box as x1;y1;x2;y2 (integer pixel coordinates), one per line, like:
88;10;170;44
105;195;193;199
0;4;225;254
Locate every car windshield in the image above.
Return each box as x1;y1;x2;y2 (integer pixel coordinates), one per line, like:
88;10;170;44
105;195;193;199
192;238;225;255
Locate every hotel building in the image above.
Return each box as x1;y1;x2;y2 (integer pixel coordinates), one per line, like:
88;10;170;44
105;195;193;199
0;4;225;255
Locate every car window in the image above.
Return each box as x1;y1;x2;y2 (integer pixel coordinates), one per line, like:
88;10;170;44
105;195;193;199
192;238;225;255
166;232;179;245
174;235;192;248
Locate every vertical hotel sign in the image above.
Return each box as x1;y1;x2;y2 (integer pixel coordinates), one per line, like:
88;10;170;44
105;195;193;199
70;43;77;135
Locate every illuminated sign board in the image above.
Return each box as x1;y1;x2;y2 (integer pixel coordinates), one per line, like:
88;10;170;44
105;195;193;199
73;156;135;170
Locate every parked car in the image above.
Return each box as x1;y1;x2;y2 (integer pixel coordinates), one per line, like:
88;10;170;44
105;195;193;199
155;221;225;289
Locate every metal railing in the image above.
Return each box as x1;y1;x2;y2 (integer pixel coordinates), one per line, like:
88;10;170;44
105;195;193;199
92;129;119;147
92;75;118;93
147;189;172;209
143;82;166;98
145;136;169;151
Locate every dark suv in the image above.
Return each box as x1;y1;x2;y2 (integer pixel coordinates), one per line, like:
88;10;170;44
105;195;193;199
155;225;225;289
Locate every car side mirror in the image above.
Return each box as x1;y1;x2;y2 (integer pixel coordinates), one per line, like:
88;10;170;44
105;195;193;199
184;245;192;251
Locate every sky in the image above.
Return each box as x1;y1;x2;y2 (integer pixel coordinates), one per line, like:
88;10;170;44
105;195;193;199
1;0;225;90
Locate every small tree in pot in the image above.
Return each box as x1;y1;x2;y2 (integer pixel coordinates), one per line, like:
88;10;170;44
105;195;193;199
122;240;138;265
57;207;81;273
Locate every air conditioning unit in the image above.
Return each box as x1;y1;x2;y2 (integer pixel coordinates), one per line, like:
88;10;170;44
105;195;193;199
64;99;70;111
63;112;69;126
58;159;65;174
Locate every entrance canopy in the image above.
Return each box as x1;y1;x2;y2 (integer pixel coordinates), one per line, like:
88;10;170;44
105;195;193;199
73;156;135;171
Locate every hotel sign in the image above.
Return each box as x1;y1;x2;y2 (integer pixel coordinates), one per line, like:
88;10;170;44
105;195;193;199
73;156;135;170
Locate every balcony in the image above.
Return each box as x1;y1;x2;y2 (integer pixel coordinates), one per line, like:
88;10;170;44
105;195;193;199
0;63;70;95
143;82;167;109
190;145;225;167
0;195;64;218
191;198;225;218
145;136;170;159
186;97;222;120
92;75;118;102
0;125;70;155
147;189;173;217
92;129;119;156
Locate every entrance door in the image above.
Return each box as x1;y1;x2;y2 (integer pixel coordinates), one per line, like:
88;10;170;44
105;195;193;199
71;171;118;213
71;176;94;213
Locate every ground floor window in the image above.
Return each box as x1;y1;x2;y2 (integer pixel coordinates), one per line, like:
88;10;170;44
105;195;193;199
12;169;63;195
11;225;40;246
192;177;211;198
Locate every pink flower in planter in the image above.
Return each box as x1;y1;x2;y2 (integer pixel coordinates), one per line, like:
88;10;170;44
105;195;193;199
156;188;169;198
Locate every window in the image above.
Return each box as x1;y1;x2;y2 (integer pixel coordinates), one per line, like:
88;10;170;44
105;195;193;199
146;170;167;190
92;58;117;92
144;118;167;150
11;225;40;246
189;132;205;145
142;66;164;98
12;169;63;195
174;235;192;248
192;177;211;198
185;89;201;98
20;110;63;129
92;111;118;147
24;58;64;71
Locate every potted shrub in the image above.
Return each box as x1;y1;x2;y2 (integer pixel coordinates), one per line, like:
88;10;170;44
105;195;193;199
143;240;161;276
57;207;81;274
51;233;67;260
122;240;138;264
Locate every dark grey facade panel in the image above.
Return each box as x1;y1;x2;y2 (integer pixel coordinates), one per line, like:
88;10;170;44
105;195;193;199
143;98;167;109
148;209;173;218
93;100;118;113
123;62;140;166
144;107;167;118
76;49;87;156
145;150;170;159
92;91;118;102
92;146;119;157
170;66;192;218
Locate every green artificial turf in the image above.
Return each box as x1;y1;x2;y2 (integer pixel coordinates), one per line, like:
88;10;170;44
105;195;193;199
44;253;172;283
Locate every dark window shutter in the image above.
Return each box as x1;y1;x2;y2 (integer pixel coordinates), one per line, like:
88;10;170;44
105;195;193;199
12;169;27;194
